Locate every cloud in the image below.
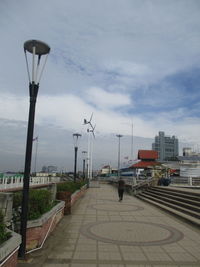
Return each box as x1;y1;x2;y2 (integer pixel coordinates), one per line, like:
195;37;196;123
86;87;131;109
1;0;200;171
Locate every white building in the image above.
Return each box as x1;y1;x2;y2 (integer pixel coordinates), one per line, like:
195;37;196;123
179;156;200;178
152;131;179;161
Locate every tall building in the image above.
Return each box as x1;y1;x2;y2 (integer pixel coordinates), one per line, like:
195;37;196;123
41;165;57;173
152;131;179;161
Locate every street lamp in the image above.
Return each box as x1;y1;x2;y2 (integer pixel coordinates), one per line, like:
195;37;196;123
73;133;82;183
116;134;123;179
19;40;50;259
82;151;87;180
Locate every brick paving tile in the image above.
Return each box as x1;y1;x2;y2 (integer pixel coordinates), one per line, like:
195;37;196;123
18;183;200;267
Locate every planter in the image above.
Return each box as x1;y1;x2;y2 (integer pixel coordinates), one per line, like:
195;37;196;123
71;184;87;206
0;231;21;267
56;185;87;215
26;200;64;251
56;192;71;215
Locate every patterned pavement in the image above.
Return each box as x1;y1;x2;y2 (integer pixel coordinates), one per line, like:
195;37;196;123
18;183;200;267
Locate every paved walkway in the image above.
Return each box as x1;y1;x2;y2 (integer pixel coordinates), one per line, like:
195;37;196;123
19;183;200;267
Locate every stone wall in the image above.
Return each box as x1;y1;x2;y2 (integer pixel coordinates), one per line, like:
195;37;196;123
0;231;21;267
26;201;65;251
0;250;18;267
71;185;87;206
0;193;13;226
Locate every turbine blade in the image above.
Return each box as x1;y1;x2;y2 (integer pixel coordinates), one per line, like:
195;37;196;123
89;122;94;130
89;113;93;122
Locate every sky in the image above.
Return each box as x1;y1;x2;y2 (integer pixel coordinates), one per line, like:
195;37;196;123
0;0;200;172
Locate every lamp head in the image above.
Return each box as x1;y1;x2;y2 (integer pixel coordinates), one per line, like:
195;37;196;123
24;40;50;55
73;133;82;147
24;39;50;85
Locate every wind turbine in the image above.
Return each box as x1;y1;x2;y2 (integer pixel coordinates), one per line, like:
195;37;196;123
88;125;96;179
84;113;93;127
83;113;96;181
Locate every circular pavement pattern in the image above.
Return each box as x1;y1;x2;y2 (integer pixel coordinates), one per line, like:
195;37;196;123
88;203;144;212
80;221;184;246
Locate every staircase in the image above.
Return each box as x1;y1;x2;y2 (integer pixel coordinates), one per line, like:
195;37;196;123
136;186;200;227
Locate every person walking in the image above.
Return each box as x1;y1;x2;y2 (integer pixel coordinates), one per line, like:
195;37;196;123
118;177;125;201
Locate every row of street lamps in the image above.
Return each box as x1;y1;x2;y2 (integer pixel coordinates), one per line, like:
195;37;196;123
19;39;96;258
73;133;124;182
72;133;82;183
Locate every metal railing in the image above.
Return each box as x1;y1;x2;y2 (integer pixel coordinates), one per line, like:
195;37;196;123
170;176;200;187
107;176;155;187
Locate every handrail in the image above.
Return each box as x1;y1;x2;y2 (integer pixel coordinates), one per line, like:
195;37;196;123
132;178;156;189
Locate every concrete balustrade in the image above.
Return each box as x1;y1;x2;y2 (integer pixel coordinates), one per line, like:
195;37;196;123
0;176;61;191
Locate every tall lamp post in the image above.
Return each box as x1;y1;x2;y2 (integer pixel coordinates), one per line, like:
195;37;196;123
116;134;123;179
82;151;87;180
19;40;50;258
73;133;82;183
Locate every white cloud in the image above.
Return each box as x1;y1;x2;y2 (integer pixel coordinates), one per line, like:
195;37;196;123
86;87;131;109
105;61;150;77
1;91;200;144
1;0;200;170
0;93;27;121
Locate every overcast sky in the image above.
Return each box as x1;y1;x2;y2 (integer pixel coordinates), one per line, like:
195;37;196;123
1;0;200;172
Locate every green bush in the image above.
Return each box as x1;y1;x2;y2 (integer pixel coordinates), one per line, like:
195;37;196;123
13;189;55;220
28;189;54;220
0;210;11;245
57;181;86;193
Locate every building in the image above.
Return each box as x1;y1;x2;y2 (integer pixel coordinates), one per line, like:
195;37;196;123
152;131;179;161
130;150;160;177
183;147;200;157
100;165;117;176
101;165;111;175
130;150;159;169
178;156;200;178
41;165;58;173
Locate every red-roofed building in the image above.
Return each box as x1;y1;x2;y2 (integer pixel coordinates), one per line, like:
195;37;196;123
130;150;160;169
138;150;158;160
131;161;159;168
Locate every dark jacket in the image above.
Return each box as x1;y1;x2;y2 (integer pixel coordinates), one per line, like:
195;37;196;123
118;179;125;190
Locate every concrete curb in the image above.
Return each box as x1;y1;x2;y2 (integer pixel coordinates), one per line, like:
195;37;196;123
27;200;65;228
0;230;21;263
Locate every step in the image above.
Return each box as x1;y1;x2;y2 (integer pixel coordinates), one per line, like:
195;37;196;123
138;192;200;219
146;188;200;207
147;187;200;202
136;194;200;228
145;189;200;211
152;186;200;199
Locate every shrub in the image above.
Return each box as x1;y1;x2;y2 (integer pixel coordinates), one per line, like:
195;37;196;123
0;210;11;245
28;189;54;220
13;189;54;221
57;181;86;193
